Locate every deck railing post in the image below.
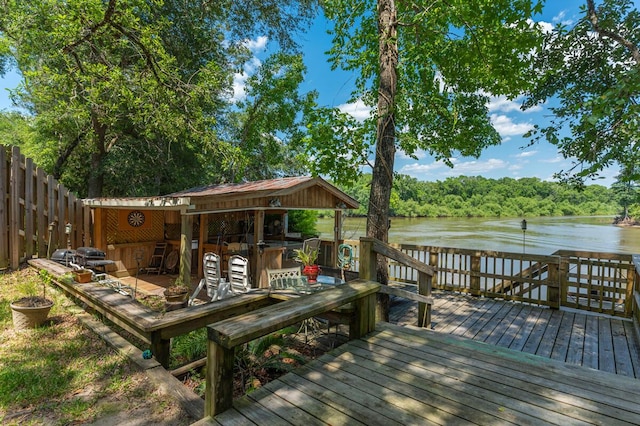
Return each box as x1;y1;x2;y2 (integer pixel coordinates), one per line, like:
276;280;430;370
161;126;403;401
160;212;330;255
358;237;376;281
547;259;560;309
417;271;432;328
470;253;481;296
205;338;235;417
429;251;439;288
633;255;640;324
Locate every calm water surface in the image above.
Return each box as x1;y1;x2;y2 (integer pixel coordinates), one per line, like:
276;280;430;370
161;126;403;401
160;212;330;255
317;216;640;255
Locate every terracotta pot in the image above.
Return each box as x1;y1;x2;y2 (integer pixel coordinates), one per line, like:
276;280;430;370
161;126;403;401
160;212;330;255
73;270;93;283
10;298;54;330
302;265;320;284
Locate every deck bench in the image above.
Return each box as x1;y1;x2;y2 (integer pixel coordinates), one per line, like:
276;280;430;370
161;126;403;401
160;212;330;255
204;279;380;417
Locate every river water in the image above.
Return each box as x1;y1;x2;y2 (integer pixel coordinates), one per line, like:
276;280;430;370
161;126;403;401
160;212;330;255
316;216;640;256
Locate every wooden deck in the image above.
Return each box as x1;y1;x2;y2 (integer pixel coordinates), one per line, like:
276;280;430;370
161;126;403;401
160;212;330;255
390;290;640;378
202;322;640;425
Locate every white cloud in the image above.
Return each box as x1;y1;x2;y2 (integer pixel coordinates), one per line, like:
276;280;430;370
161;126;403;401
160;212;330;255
543;156;566;164
228;36;270;102
231;56;262;102
552;11;575;27
488;95;542;114
515;150;537;158
491;114;534;138
337;99;371;122
399;158;509;179
244;36;268;52
398;149;428;161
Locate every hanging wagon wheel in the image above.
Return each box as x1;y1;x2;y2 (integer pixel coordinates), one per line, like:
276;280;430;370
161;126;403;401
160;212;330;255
165;250;179;273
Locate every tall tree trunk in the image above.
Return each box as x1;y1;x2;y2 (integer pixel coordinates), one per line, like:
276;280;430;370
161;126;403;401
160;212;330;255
367;0;397;321
88;109;106;197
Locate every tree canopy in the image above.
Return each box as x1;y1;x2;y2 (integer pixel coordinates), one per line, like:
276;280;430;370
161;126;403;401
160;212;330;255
524;0;640;185
0;0;318;197
339;174;619;218
304;0;545;317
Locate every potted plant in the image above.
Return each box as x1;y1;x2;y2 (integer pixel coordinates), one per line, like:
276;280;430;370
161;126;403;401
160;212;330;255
10;270;55;330
163;276;190;308
73;268;93;283
293;248;320;283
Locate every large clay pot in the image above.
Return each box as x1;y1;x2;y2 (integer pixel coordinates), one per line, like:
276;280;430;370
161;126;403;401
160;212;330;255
302;265;320;284
10;297;54;330
163;288;188;310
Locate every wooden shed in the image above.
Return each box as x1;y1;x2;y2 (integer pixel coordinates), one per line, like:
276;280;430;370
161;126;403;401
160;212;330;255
83;176;358;287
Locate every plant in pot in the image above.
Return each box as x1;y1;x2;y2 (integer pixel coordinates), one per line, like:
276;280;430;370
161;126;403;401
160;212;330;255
164;276;190;308
73;268;93;283
10;270;55;330
293;248;320;283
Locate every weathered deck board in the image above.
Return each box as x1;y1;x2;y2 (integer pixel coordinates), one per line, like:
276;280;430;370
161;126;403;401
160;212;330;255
391;290;640;378
205;323;640;425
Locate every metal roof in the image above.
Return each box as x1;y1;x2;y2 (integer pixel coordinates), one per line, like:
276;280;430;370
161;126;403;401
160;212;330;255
83;176;359;211
167;176;314;197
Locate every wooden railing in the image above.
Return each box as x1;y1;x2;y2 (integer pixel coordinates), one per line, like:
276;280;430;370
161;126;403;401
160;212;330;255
1;145;89;270
358;237;434;327
204;280;380;417
328;239;636;318
631;255;640;324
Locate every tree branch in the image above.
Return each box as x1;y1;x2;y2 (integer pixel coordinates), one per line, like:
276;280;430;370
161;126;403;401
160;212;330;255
587;0;640;65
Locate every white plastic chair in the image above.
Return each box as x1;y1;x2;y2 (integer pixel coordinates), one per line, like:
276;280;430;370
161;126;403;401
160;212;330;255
189;252;225;305
228;255;251;293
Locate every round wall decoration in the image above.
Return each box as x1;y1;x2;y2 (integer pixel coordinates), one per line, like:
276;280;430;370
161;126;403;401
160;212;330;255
127;210;146;227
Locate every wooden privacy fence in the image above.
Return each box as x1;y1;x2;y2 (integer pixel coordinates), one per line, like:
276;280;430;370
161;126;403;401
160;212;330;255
1;145;89;270
341;239;636;317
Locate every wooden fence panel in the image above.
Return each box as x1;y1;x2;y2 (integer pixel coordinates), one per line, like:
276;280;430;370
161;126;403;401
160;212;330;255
0;146;8;268
1;145;87;269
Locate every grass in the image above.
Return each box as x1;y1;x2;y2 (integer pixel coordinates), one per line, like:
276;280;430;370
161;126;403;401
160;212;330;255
0;267;192;425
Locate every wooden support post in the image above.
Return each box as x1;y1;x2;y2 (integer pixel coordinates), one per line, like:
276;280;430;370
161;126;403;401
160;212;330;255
333;210;342;267
151;332;171;369
198;214;208;278
547;260;560;309
350;292;376;339
429;251;439;288
470;253;481;296
417;271;432;328
205;339;235;417
180;213;193;285
358;238;376;281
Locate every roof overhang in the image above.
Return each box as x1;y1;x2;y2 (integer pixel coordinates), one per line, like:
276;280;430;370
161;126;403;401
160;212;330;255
83;197;192;210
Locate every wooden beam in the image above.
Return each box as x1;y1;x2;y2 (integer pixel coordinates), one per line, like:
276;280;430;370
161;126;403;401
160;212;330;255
179;213;193;285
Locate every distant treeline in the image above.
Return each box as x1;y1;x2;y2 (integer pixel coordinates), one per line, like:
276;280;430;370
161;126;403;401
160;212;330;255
339;175;620;218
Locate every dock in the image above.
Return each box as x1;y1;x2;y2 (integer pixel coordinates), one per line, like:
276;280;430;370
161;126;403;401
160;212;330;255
391;290;640;378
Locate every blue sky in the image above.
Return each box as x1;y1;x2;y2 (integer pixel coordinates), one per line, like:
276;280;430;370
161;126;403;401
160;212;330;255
0;1;635;187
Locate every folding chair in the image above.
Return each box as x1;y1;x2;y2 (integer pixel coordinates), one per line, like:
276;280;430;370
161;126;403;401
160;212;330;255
228;255;251;294
189;252;227;305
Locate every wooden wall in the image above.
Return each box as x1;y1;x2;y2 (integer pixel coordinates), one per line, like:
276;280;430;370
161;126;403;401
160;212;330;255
0;145;88;270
